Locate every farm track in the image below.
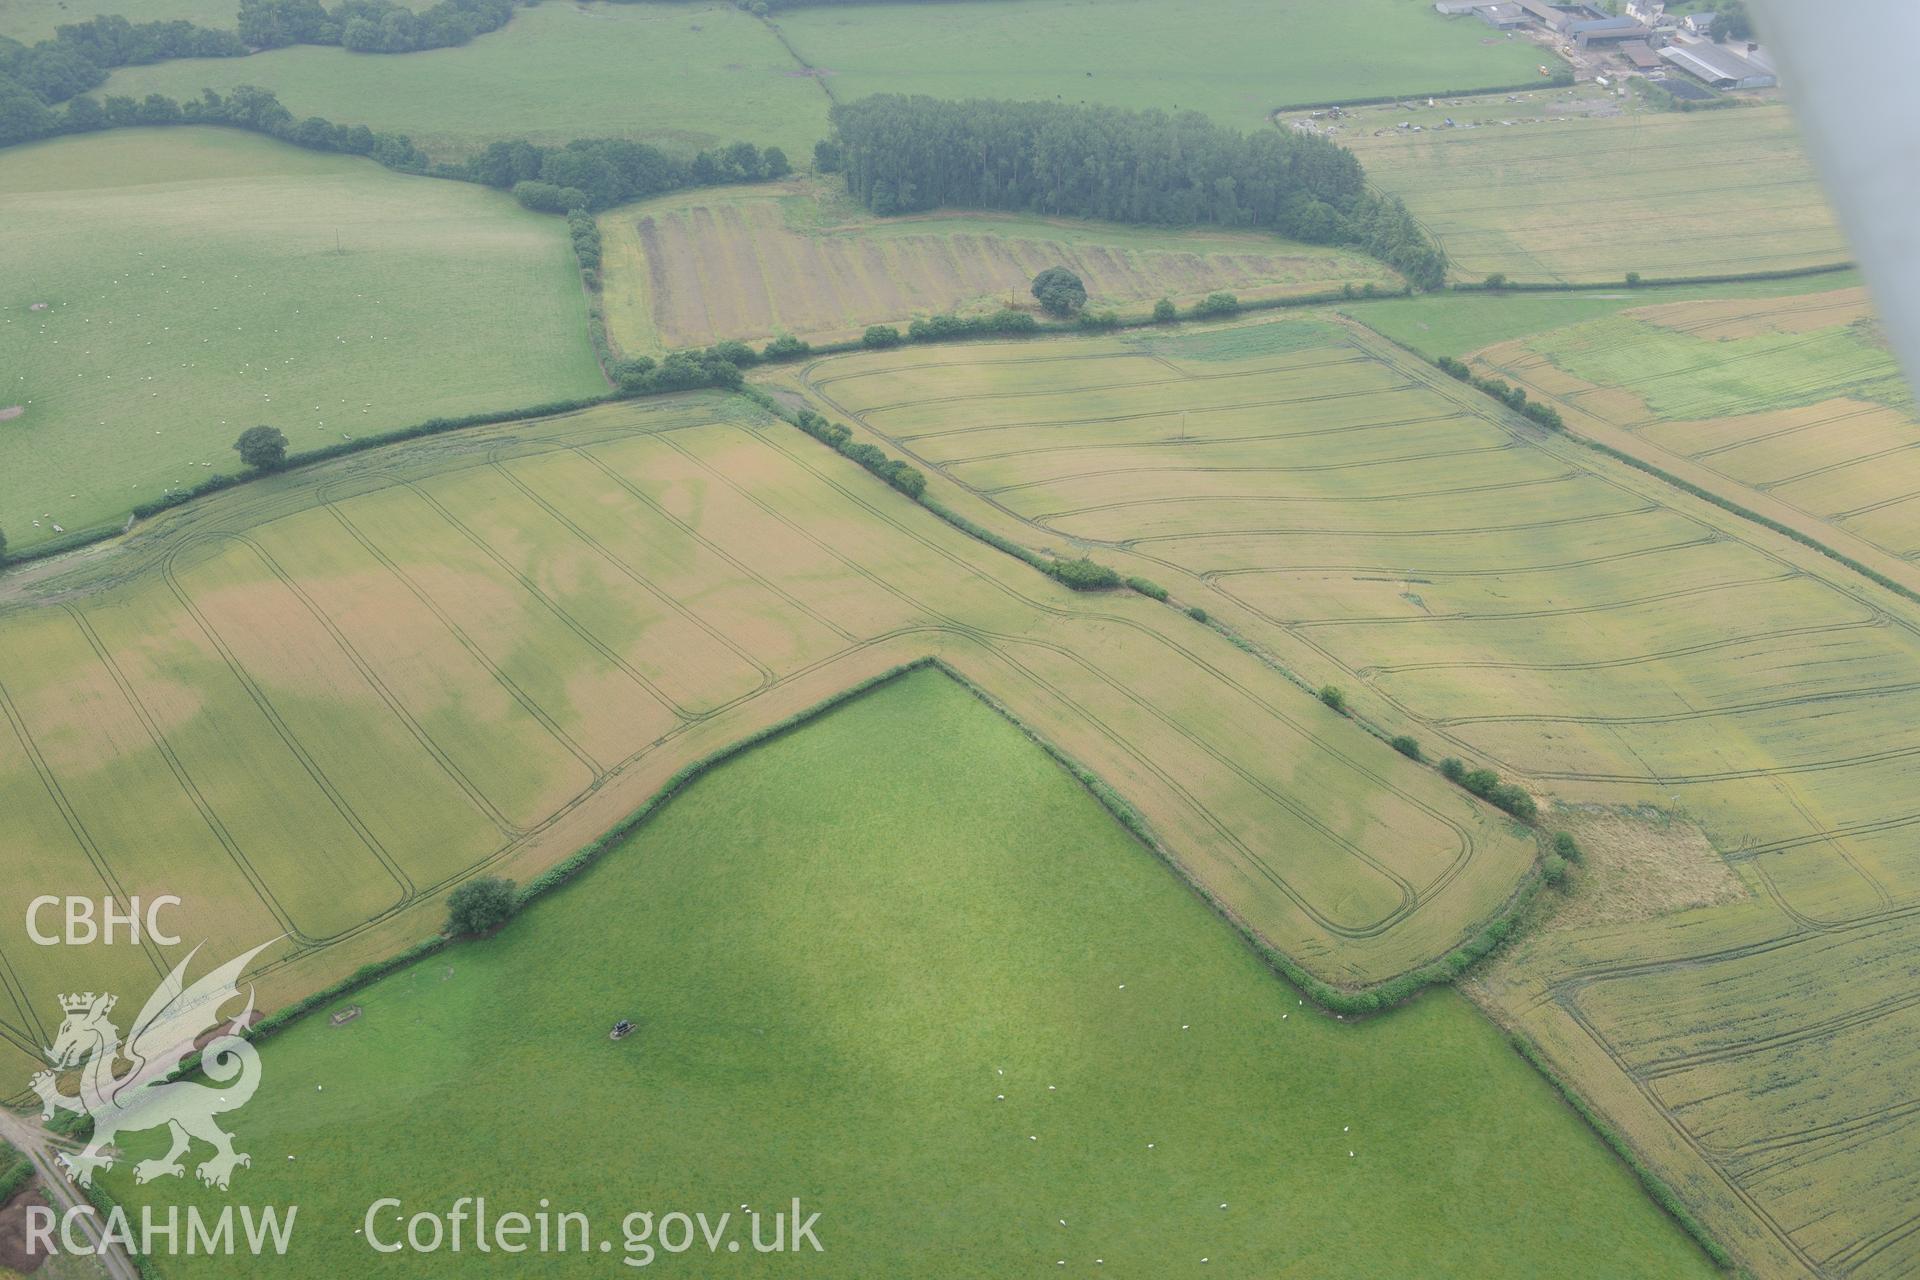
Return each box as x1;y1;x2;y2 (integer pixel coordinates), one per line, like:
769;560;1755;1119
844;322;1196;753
781;316;1920;1279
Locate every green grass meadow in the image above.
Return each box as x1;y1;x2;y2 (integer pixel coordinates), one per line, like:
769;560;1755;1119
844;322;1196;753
97;1;833;162
0;0;440;41
0;127;605;550
104;668;1715;1278
1343;270;1867;360
778;0;1546;134
0;0;248;42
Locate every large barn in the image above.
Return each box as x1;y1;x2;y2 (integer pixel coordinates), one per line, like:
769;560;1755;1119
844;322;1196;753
1660;41;1778;89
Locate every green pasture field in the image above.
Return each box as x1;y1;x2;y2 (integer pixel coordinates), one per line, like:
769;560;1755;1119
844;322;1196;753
599;178;1396;354
102;667;1716;1279
778;0;1547;136
1344;269;1865;361
96;1;832;162
0;0;242;41
0;127;604;552
766;314;1920;1277
0;0;437;41
1470;283;1920;566
1337;90;1849;283
0;389;1541;1106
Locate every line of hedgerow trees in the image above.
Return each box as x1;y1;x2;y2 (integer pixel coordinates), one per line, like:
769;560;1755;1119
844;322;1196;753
0;0;518;127
820;95;1448;289
234;0;517;54
0;0;1003;129
0;77;791;215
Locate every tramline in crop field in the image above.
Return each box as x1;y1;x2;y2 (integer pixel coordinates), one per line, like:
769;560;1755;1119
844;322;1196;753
766;313;1920;1278
92;667;1716;1279
1468;285;1920;573
0;389;1542;1101
1339;93;1850;284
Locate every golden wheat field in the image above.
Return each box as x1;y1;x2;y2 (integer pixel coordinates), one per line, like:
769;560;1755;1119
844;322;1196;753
0;390;1541;1095
1338;93;1850;284
762;314;1920;1279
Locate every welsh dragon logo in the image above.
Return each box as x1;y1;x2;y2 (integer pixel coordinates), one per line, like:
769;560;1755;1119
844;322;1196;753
30;940;275;1191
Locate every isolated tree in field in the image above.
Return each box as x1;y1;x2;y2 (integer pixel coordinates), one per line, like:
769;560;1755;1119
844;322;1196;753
1318;685;1347;714
445;876;516;937
1031;267;1087;317
232;424;288;471
1153;298;1177;323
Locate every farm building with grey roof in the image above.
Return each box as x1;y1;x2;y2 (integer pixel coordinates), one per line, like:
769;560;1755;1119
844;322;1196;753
1660;41;1777;88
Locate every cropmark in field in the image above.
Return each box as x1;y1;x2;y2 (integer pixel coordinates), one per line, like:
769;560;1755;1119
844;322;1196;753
597;179;1396;355
1337;91;1849;284
768;313;1920;1278
0;389;1541;1107
94;667;1715;1278
1470;285;1920;576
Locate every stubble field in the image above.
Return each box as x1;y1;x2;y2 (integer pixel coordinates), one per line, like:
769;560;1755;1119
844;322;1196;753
0;128;606;553
769;314;1920;1279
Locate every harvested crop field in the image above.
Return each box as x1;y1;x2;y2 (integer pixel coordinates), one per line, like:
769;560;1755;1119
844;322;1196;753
0;128;605;552
598;181;1395;354
0;389;1541;1098
1472;286;1920;566
1338;93;1850;283
770;315;1920;1278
